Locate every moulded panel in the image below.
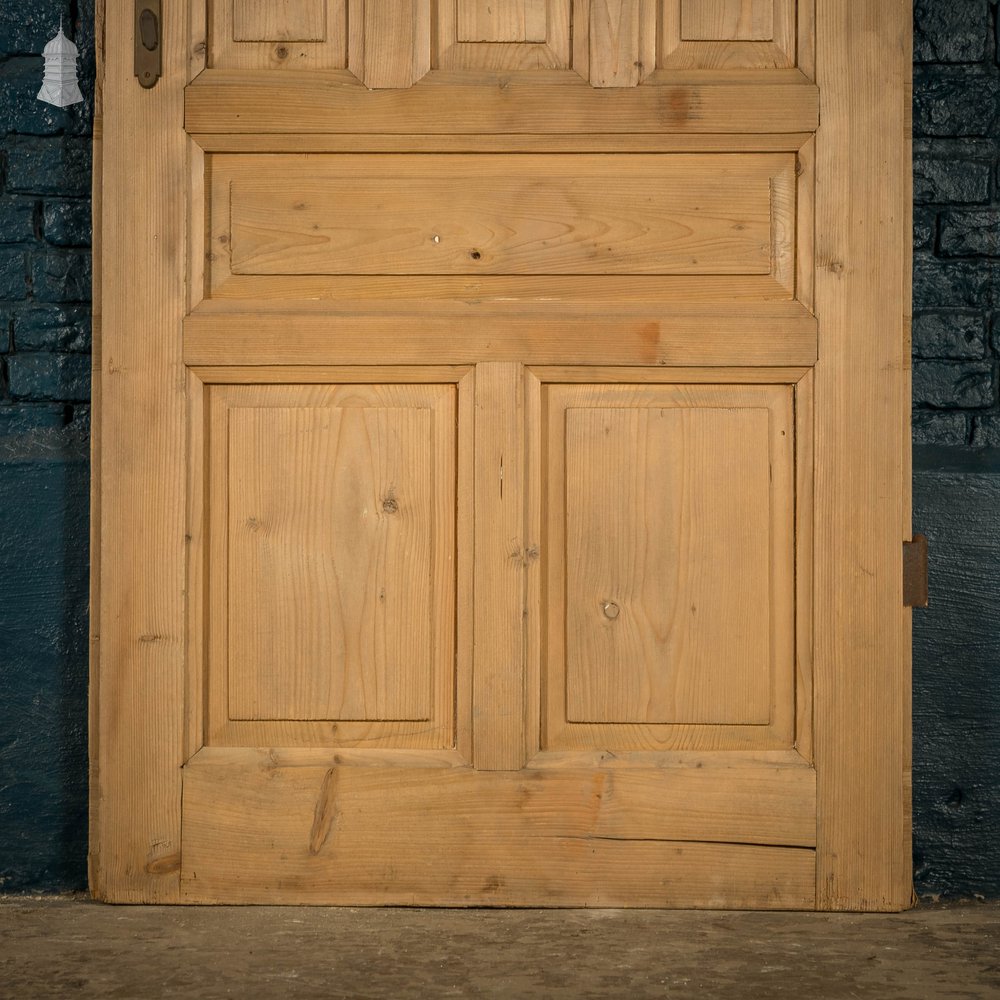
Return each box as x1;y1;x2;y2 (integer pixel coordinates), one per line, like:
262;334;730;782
232;0;328;40
218;153;793;281
202;380;461;751
681;0;774;40
457;0;549;41
661;0;799;69
437;0;571;69
564;404;772;724
543;381;797;752
211;0;347;68
227;404;434;721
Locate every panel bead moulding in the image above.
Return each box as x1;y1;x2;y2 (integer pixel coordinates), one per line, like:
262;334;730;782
207;0;809;81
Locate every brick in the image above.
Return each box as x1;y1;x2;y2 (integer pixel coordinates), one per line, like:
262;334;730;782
0;307;12;354
0;403;73;435
0;198;39;245
0;7;59;55
913;68;1000;137
914;209;937;252
913;361;996;409
914;0;990;64
6;138;92;198
0;250;29;301
0;56;89;139
29;251;91;303
41;201;91;247
971;413;1000;446
939;210;1000;257
913;410;969;446
7;353;91;403
913;251;997;308
913;312;986;359
14;306;91;353
913;149;992;204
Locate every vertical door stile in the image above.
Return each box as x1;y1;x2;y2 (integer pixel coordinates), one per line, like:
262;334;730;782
473;363;531;771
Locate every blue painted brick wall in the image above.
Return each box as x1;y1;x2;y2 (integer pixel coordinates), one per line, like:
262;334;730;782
911;0;1000;900
0;1;93;892
0;1;998;897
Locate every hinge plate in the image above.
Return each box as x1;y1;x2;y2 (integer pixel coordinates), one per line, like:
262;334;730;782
903;534;929;608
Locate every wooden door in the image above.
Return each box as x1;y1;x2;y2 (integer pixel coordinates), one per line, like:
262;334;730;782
92;0;913;909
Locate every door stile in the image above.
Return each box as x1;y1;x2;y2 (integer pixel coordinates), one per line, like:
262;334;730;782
473;362;532;770
813;0;913;910
91;0;190;902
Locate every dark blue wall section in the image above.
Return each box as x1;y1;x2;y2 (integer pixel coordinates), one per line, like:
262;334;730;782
0;1;93;892
0;1;998;896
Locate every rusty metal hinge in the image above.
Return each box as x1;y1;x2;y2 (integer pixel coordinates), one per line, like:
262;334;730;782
903;534;929;608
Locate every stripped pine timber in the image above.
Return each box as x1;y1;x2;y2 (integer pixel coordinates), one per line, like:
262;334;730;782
184;71;819;134
208;274;799;301
586;0;657;87
812;0;913;910
96;0;912;912
183;303;818;367
181;751;817;906
223;153;792;278
354;0;431;90
473;363;530;770
90;0;187;902
192;132;815;153
457;0;549;43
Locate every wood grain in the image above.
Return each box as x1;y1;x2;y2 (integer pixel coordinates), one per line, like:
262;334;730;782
232;0;328;41
661;0;798;69
183;302;819;367
812;0;913;911
185;70;820;134
681;0;775;40
91;0;187;902
203;381;458;750
473;363;531;770
543;381;796;753
193;132;815;153
223;153;786;277
457;0;549;41
211;0;348;71
564;404;772;725
439;0;571;71
226;404;434;722
354;0;431;89
181;751;817;906
587;0;657;87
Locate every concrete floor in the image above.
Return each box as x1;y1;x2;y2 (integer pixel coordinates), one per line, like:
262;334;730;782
0;898;997;1000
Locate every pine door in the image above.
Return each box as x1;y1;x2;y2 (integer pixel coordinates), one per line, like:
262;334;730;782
92;0;914;909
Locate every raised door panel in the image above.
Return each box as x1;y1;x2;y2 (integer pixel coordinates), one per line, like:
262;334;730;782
226;405;434;722
208;153;798;300
202;379;462;749
542;381;797;752
210;0;349;69
457;0;549;41
438;0;571;70
661;0;799;69
564;404;772;725
681;0;774;39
